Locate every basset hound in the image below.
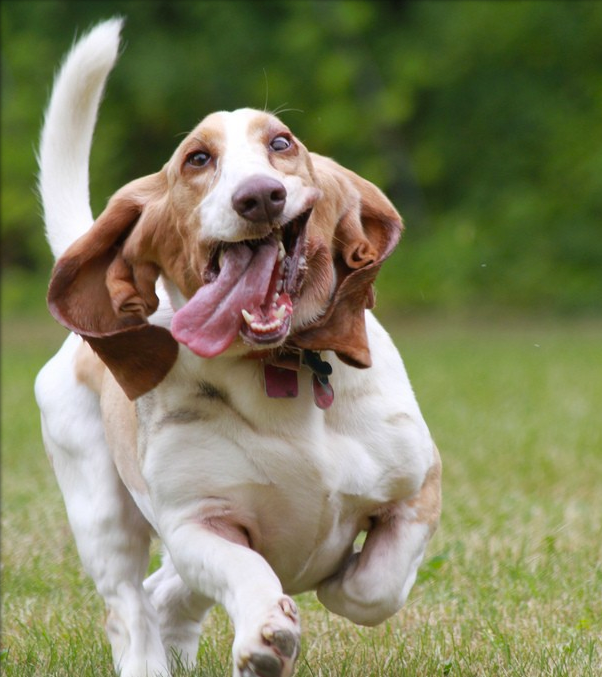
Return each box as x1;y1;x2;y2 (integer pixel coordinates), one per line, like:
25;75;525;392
35;18;441;677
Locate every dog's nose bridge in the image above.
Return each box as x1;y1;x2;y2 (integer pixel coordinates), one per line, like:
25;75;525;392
232;174;287;223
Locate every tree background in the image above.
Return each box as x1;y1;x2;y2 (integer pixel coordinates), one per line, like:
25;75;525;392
2;0;601;317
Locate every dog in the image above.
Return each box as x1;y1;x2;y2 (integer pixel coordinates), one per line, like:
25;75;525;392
35;18;441;677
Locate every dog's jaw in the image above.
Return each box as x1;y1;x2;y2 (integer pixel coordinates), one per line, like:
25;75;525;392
237;209;313;348
171;209;320;357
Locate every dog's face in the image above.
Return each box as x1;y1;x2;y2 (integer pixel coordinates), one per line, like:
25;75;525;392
162;109;328;357
48;109;402;398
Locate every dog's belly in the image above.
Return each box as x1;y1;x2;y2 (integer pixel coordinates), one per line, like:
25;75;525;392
141;422;396;592
133;372;432;592
116;316;434;593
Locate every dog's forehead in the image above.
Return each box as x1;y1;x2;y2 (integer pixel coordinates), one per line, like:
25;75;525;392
188;108;288;149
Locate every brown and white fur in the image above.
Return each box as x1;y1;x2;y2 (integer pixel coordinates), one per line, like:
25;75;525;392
35;19;441;677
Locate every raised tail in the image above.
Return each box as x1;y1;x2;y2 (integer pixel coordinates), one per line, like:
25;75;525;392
38;18;123;260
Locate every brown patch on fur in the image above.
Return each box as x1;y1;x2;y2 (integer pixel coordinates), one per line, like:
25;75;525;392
74;340;106;394
100;371;147;495
406;445;442;534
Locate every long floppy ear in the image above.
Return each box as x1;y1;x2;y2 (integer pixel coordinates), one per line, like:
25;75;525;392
292;155;402;368
47;173;179;399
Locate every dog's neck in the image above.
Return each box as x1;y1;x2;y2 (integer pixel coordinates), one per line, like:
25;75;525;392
246;348;335;409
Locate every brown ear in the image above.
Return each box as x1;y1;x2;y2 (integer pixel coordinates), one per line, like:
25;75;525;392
292;155;402;368
48;173;179;399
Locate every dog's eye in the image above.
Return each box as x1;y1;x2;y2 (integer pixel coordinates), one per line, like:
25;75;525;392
186;151;211;168
270;135;292;152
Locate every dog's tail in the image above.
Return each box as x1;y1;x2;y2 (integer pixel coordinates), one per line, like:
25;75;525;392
38;18;123;260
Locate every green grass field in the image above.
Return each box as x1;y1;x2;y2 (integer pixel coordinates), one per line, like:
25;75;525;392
2;312;601;676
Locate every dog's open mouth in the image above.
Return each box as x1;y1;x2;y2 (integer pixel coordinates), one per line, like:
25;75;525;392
171;211;311;357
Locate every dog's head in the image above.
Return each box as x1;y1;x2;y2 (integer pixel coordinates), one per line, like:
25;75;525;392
48;109;402;398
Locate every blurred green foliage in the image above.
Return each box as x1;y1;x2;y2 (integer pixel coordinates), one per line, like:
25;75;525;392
2;0;601;314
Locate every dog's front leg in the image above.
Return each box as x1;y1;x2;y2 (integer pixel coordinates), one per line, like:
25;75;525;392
159;521;300;677
317;447;442;626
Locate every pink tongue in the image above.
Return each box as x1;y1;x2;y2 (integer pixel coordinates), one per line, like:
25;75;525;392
172;240;278;357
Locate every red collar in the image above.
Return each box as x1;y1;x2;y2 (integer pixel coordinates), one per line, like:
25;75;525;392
249;348;334;409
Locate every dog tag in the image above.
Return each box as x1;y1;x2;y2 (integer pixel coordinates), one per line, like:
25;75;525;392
312;374;334;409
303;350;333;378
264;363;299;398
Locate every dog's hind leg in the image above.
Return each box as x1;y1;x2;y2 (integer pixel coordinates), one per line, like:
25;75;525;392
144;548;213;672
35;334;169;677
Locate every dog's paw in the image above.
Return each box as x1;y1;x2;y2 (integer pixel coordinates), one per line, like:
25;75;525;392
235;597;300;677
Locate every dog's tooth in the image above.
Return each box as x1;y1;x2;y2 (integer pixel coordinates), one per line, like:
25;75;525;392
241;309;255;325
273;292;280;302
218;249;225;270
276;280;283;293
250;317;283;333
278;240;286;262
274;305;286;320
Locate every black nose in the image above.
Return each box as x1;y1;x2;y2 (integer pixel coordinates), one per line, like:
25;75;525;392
232;175;287;223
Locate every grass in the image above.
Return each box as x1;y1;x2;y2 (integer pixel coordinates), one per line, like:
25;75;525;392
2;308;601;676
